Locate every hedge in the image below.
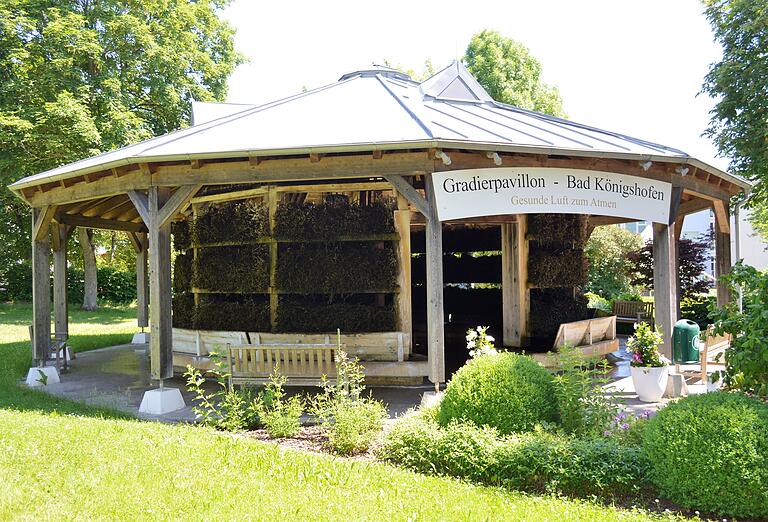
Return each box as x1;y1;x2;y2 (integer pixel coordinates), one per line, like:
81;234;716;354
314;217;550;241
0;263;136;304
528;246;588;288
192;199;269;245
277;242;397;293
277;295;396;332
274;198;395;240
192;245;269;293
378;411;651;499
527;214;588;247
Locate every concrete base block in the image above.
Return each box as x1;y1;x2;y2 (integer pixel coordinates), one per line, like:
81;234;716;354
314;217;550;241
420;391;443;409
131;332;150;344
25;366;60;387
664;373;689;398
138;388;185;415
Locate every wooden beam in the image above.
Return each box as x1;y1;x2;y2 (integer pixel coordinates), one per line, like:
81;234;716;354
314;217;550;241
33;205;57;241
56;213;147;233
501;217;529;347
668;186;683;225
190;159;202;169
249;156;261;167
53;223;69;340
653;223;677;359
715;205;732;306
384;174;429;216
31;209;51;364
678;197;713;217
127;190;150;224
136;232;149;329
712;199;731;234
588;215;638;227
156;185;201;228
372;150;383;160
394;196;412;359
309;153;321;163
139;163;154;176
148;187;173;380
127;231;142;253
423;174;445;386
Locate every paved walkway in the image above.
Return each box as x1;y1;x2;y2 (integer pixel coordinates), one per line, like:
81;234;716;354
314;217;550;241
34;342;710;423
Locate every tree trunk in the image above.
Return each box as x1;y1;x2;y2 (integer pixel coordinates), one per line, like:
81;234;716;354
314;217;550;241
78;227;99;311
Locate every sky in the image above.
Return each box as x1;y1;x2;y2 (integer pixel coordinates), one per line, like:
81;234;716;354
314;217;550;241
222;0;726;171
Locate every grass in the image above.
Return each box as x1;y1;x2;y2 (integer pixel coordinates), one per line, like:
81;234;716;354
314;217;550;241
0;302;690;521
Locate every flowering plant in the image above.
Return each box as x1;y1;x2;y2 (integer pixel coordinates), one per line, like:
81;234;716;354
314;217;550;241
466;326;497;358
626;322;665;367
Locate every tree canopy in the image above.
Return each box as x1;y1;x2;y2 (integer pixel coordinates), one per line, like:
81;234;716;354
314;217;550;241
702;0;768;206
463;30;565;117
585;225;644;299
0;0;242;295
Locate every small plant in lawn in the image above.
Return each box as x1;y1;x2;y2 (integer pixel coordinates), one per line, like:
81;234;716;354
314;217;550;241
254;364;304;438
184;351;260;431
466;325;498;358
626;322;665;367
311;332;387;455
35;369;48;386
549;345;619;437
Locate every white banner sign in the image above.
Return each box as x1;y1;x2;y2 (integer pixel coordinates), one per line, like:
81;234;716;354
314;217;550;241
432;167;672;223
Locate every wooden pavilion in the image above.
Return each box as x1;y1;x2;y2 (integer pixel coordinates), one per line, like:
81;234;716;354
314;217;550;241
10;62;748;409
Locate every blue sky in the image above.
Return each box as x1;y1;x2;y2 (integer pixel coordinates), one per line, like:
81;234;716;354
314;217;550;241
222;0;725;171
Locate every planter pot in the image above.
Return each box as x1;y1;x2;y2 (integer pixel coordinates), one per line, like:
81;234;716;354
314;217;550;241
631;365;669;402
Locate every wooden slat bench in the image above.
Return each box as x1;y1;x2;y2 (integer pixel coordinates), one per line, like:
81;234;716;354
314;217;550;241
226;343;338;387
699;325;731;383
612;300;654;328
531;316;619;366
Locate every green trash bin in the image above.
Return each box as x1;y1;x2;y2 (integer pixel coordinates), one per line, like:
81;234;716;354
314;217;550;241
672;319;701;364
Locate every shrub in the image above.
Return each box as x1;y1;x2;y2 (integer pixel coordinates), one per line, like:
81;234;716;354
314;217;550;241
378;410;650;498
643;392;768;518
709;261;768;396
311;348;387;455
277;242;397;293
255;366;304;438
584;291;611;314
438;352;557;434
680;294;715;329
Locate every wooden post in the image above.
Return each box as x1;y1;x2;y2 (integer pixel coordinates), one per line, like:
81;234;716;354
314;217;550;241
136;232;149;329
31;209;52;365
653;223;677;359
673;216;685;320
267;187;279;331
715;204;732;307
423;174;445;386
52;223;69;338
501;216;529;347
148;187;173;380
394;194;412;358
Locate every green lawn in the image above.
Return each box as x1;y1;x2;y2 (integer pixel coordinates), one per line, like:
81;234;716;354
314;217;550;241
0;303;688;521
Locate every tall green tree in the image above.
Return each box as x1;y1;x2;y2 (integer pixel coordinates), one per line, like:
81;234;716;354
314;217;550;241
0;0;243;308
463;30;565;117
585;225;644;298
702;0;768;208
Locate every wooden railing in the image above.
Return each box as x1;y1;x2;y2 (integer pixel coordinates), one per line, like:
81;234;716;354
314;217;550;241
226;343;337;387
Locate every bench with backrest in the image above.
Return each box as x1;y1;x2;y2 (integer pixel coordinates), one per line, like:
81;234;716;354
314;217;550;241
226;342;338;388
28;325;71;372
612;300;654;328
699;325;732;383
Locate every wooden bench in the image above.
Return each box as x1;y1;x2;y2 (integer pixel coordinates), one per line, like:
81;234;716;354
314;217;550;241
28;326;71;372
226;343;338;388
612;300;654;328
699;325;731;383
531;316;619;366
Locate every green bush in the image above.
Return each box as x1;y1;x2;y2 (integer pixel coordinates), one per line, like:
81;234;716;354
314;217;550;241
680;294;715;329
192;199;269;245
277;242;397;293
274;198;395;240
378;411;650;498
438;352;557;434
277;296;396;333
256;367;304;438
192;245;269;293
643;392;768;518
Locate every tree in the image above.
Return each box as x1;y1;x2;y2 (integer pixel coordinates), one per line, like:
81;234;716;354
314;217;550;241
0;0;243;307
748;204;768;244
463;30;565;117
702;0;768;205
585;225;644;298
626;232;714;300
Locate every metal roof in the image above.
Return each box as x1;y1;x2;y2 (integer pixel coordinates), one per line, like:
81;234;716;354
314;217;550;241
10;61;749;191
